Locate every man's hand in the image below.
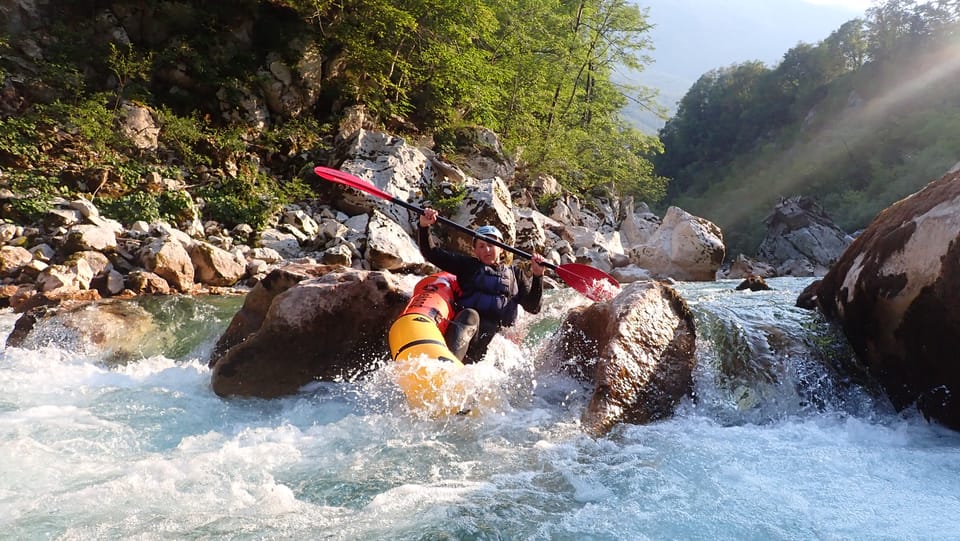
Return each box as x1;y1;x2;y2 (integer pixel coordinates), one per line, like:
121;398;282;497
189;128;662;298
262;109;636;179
531;253;546;277
419;208;438;227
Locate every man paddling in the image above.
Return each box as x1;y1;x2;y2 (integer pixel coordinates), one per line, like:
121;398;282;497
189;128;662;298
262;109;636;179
417;208;545;364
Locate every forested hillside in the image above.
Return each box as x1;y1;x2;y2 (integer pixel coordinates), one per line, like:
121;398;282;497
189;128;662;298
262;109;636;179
0;0;665;231
655;0;960;257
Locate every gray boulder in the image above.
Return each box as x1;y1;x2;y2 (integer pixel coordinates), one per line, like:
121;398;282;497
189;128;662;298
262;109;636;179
757;196;853;276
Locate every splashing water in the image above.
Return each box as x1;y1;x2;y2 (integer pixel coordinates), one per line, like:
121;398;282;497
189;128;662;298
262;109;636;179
2;278;959;540
584;277;622;302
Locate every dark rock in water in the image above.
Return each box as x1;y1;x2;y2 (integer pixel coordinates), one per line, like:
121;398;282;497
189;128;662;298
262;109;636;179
209;265;412;398
735;275;772;291
208;263;338;365
553;280;697;436
795;279;821;309
816;170;960;430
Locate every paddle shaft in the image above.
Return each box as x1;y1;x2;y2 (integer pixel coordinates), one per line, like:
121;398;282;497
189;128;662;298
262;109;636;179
312;165;620;300
386;194;558;271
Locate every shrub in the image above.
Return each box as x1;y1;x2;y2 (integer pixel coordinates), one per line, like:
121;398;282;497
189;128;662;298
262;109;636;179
424;182;467;215
99;192;162;226
196;173;278;230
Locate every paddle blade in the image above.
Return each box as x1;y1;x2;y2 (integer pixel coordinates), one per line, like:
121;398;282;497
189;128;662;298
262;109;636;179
313;166;393;201
555;263;621;302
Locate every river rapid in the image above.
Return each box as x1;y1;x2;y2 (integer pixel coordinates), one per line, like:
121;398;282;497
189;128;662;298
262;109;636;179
2;277;959;540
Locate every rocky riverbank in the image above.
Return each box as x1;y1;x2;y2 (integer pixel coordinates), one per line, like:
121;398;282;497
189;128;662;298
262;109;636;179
2;112;861;318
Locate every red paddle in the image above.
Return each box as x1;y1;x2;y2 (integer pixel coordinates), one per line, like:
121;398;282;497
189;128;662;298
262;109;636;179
314;165;621;301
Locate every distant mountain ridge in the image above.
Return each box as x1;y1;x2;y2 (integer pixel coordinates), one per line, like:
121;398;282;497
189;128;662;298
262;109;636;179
622;0;867;132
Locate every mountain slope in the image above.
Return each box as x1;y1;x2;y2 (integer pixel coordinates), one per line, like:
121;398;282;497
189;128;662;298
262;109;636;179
622;0;867;132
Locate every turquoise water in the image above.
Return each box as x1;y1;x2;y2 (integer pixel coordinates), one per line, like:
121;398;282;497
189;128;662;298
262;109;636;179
1;278;959;540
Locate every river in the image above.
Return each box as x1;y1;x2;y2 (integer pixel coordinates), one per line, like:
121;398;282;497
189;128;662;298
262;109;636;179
1;277;958;540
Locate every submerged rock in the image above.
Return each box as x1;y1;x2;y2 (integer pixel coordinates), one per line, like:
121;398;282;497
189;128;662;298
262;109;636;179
6;299;157;363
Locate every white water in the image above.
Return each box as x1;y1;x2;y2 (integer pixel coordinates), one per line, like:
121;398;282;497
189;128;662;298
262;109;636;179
2;279;959;540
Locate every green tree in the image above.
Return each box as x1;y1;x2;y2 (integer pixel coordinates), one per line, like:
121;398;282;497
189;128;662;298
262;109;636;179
654;0;960;258
824;19;868;71
487;0;661;199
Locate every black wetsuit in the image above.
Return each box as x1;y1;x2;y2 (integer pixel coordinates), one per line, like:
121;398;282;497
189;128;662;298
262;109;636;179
418;225;542;363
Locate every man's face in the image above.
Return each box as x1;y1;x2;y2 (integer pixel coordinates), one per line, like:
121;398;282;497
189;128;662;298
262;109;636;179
473;239;501;265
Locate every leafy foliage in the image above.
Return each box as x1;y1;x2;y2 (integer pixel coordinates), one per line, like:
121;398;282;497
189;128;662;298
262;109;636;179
3;0;666;235
284;0;664;203
99;192;163;225
424;181;468;216
196;171;280;231
107;43;155;107
655;0;960;257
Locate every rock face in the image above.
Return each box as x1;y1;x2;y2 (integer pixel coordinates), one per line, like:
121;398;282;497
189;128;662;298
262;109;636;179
209;266;412;398
627;206;725;281
757;196;853;276
553;280;698;436
816;171;960;429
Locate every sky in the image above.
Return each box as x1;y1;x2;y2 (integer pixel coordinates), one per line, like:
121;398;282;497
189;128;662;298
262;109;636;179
802;0;874;10
625;0;877;131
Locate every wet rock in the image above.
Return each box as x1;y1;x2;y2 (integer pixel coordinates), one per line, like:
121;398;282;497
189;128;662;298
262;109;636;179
735;275;772;291
7;299;157;363
209;263;334;363
816;171;960;429
796;279;821;309
210;267;412;398
553;280;697;436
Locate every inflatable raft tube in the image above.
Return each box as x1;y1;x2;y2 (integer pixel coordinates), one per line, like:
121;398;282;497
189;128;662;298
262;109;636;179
388;272;472;414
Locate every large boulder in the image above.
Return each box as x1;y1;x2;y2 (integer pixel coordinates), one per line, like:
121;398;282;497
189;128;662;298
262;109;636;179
816;171;960;429
757;196;853;276
364;209;425;271
118;101;159;151
618;199;661;249
434;126;515;181
209;266;414;398
139;237;195;292
188;240;246;287
552;280;697;436
448;177;517;254
333;130;432;235
628;206;725;281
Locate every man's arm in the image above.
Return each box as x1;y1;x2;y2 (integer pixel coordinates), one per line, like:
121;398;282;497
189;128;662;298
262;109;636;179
417;209;476;276
517;267;543;315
